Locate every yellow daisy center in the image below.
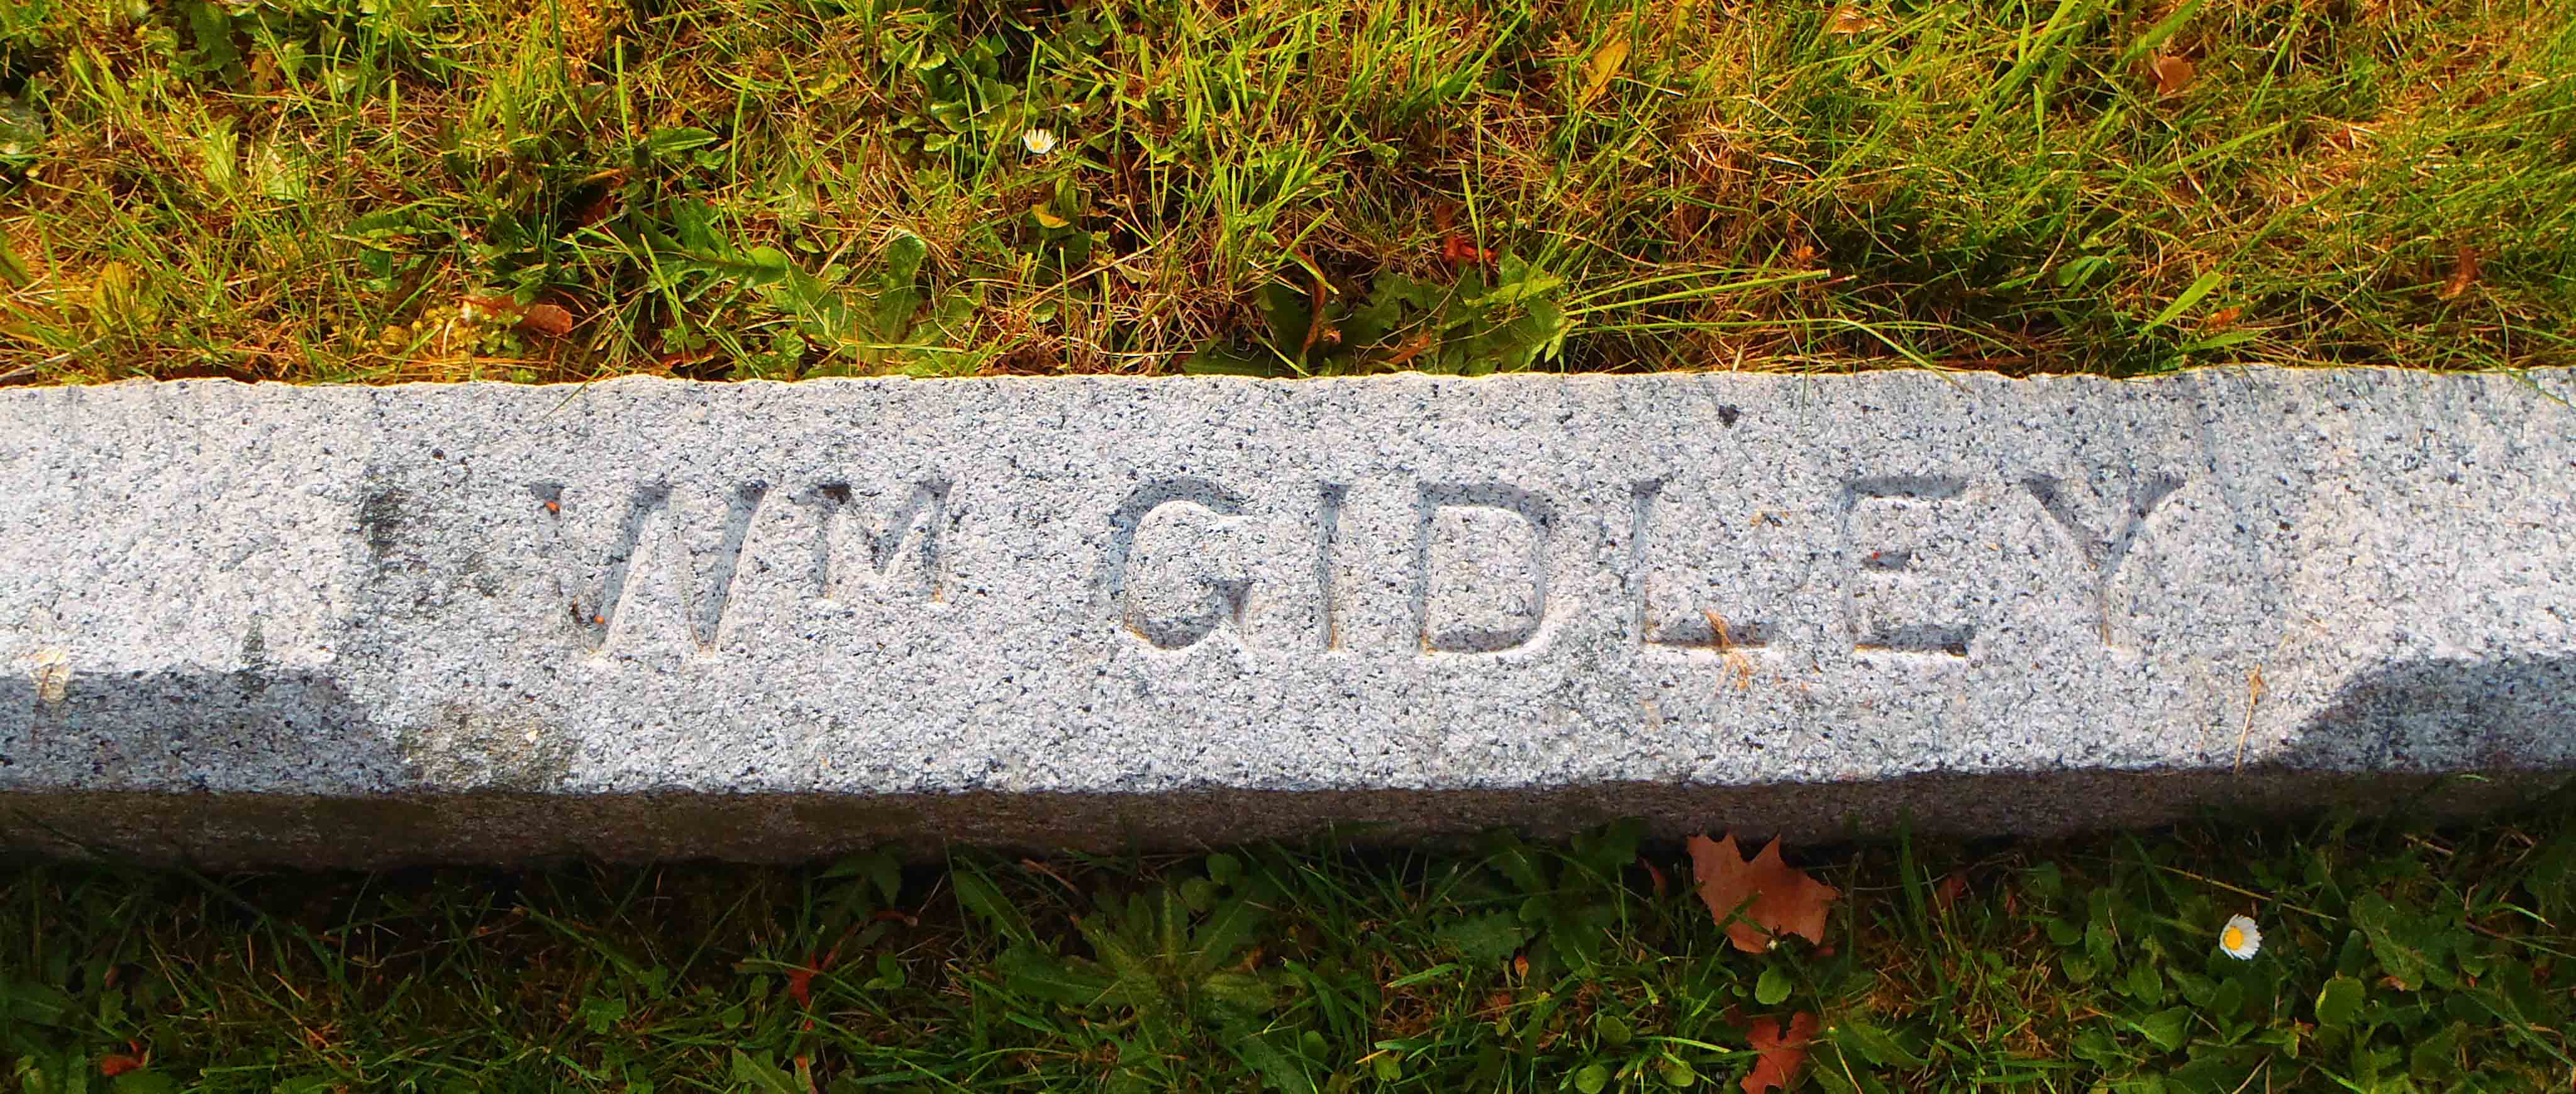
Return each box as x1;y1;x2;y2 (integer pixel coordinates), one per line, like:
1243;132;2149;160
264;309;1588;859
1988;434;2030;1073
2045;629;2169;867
2222;926;2246;950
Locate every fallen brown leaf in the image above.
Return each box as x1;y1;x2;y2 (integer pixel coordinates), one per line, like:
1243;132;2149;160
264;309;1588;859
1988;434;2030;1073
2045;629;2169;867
2150;53;2196;97
2441;244;2479;299
1689;833;1841;953
1743;1012;1819;1093
518;303;575;338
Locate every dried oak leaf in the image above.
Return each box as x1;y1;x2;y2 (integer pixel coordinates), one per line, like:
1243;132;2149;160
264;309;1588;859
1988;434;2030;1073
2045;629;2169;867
1742;1012;1819;1093
1689;833;1840;953
2150;53;2196;97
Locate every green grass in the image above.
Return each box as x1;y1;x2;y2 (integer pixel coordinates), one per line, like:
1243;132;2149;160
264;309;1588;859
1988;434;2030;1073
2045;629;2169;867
9;799;2576;1091
0;0;2568;384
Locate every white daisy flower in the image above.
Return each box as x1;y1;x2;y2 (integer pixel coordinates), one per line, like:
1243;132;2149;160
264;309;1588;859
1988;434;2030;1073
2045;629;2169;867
1020;128;1059;156
2218;914;2261;960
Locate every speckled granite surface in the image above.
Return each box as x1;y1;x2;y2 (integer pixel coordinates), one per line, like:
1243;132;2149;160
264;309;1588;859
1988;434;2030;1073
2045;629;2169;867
3;369;2570;864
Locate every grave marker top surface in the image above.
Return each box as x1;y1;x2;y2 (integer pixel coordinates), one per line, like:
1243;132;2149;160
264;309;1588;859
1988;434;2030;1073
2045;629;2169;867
1;369;2572;854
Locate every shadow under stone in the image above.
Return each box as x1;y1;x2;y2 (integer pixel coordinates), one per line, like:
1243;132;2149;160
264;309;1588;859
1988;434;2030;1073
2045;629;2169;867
2279;652;2576;773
